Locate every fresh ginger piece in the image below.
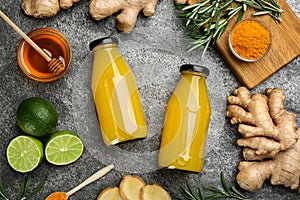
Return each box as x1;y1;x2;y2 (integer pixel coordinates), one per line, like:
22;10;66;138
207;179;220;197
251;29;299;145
227;87;300;191
89;0;158;33
174;0;203;5
140;184;171;200
226;87;298;159
21;0;80;18
22;0;60;18
119;175;146;200
236;161;273;192
60;0;80;9
237;137;281;159
237;128;300;192
97;187;123;200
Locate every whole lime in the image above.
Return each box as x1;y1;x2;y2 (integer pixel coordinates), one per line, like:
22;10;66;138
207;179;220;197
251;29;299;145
16;97;58;137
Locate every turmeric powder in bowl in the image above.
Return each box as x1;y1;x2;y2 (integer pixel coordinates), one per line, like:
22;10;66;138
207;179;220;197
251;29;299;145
228;19;271;62
45;192;67;200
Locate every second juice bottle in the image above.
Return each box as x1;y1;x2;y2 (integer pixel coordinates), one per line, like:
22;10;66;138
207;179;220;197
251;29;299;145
159;64;211;172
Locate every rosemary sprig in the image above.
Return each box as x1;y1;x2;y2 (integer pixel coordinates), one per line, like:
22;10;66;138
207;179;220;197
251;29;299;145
235;0;283;21
177;0;283;57
0;181;9;200
179;184;205;200
0;174;45;200
179;172;249;200
205;172;249;199
17;174;45;200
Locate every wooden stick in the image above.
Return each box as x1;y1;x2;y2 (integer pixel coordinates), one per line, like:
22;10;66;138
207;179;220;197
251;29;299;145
0;10;51;62
66;164;114;197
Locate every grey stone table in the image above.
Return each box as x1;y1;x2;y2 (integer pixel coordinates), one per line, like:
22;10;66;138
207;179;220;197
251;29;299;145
0;1;299;199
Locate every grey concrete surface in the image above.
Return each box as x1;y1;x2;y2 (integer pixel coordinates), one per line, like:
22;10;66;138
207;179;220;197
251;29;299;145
0;0;299;199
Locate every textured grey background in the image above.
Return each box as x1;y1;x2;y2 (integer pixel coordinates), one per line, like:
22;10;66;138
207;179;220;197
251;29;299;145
0;0;299;199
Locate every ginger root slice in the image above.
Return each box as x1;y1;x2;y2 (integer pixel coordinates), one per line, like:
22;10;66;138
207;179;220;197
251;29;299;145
140;184;172;200
119;175;146;200
97;187;123;200
88;0;158;33
21;0;80;18
97;175;171;200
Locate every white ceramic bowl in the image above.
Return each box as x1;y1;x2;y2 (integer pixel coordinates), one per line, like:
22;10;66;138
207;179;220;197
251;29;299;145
228;19;272;62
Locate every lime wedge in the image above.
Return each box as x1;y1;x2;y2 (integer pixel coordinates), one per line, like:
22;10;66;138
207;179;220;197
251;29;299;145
6;135;44;173
45;130;84;165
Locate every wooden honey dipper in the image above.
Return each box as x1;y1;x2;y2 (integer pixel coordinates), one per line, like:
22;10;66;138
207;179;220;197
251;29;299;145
0;10;65;74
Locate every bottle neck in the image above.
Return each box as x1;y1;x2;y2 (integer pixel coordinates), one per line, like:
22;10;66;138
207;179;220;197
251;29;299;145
181;70;207;78
92;43;118;52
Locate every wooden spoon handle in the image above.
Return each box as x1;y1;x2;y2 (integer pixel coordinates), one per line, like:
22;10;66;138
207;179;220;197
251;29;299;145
0;10;51;62
66;164;114;197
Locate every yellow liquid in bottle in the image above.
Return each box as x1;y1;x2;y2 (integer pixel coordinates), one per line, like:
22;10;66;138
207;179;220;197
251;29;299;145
159;71;211;172
91;43;147;146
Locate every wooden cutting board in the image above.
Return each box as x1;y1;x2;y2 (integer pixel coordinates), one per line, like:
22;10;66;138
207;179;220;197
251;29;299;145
215;0;300;89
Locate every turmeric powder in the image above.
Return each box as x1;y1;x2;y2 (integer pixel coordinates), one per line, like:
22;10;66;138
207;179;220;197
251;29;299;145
230;19;271;60
46;192;68;200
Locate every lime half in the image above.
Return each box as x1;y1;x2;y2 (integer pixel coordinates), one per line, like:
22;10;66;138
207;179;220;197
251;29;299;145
6;135;44;173
45;130;84;165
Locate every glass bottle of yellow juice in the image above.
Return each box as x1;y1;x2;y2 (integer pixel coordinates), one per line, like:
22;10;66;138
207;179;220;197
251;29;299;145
89;37;147;146
159;64;211;172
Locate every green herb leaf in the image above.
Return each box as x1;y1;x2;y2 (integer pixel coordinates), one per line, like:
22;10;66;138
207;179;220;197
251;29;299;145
220;172;230;193
205;172;249;200
0;180;9;200
26;180;45;198
232;186;248;199
22;174;32;199
179;184;204;200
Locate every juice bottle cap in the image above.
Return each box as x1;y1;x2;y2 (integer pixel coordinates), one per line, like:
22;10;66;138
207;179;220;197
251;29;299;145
180;64;210;76
89;37;119;50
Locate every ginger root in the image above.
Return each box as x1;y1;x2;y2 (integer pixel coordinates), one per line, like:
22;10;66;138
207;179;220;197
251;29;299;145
89;0;158;33
174;0;203;5
237;128;300;192
226;87;298;160
21;0;80;18
21;0;158;32
226;87;300;191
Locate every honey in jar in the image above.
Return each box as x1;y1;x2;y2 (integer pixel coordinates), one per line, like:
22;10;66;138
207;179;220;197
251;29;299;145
17;28;72;82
